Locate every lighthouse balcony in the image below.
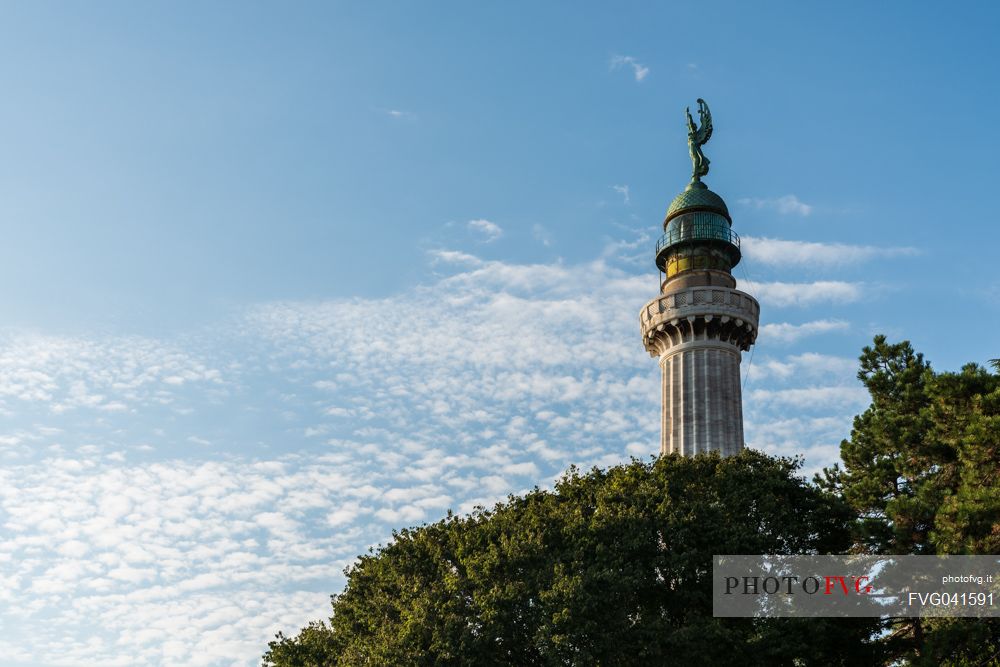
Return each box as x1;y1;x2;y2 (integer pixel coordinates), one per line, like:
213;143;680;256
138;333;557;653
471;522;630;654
639;287;759;356
654;212;741;272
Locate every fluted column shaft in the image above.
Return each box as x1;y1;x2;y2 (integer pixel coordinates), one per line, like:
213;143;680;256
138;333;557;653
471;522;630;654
659;346;743;456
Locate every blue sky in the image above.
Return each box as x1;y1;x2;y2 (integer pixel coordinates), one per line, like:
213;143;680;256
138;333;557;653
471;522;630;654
1;2;998;665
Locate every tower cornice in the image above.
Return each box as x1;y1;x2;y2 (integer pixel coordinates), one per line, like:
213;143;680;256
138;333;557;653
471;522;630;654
640;286;759;359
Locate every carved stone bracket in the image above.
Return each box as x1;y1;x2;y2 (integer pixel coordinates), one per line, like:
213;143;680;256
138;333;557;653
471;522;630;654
640;287;759;358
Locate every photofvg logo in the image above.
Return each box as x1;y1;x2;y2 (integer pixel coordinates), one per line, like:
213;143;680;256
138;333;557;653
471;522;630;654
724;573;873;596
712;555;1000;618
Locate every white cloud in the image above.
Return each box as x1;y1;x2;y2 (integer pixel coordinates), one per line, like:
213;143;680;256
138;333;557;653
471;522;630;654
738;194;813;216
428;249;484;267
385;109;415;120
749;353;857;382
749;385;869;409
503;461;540;477
745;416;856;477
532;224;553;247
759;319;850;342
742;237;919;267
610;55;649;81
612;184;630;204
0;246;886;665
753;280;864;307
467;218;503;242
0;457;363;665
0;332;223;418
375;505;426;523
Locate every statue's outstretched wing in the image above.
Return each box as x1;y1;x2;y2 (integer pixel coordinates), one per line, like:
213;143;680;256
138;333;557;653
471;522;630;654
695;99;712;145
697;117;712;145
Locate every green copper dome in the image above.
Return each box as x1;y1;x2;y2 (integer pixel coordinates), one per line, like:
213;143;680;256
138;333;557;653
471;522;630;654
665;183;730;224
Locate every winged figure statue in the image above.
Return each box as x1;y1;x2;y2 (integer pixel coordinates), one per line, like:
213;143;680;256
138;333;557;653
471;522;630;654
685;98;712;183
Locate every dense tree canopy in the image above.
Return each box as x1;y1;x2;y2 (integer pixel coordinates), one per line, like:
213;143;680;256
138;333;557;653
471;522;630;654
818;336;1000;665
264;337;999;666
264;451;878;666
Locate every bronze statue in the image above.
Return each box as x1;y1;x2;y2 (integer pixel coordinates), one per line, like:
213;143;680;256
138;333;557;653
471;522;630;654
686;98;712;183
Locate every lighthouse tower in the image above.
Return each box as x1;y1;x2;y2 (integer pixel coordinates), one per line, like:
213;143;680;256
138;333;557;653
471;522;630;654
639;100;759;457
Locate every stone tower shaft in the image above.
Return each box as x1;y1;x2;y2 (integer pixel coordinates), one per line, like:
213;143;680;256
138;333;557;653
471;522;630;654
639;112;759;457
640;283;758;456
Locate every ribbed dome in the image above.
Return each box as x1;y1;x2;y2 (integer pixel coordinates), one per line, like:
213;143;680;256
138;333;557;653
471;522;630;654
665;183;730;223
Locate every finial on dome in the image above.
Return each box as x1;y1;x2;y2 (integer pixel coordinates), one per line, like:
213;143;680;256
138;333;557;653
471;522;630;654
685;98;712;186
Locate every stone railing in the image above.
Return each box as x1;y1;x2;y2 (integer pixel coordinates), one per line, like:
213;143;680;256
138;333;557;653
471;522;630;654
640;287;759;332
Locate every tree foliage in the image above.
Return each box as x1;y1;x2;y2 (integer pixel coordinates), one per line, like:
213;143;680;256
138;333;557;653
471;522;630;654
819;336;1000;665
817;336;935;554
264;451;878;666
